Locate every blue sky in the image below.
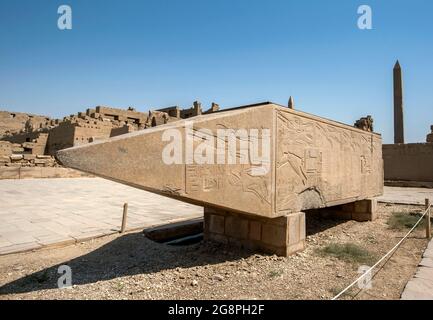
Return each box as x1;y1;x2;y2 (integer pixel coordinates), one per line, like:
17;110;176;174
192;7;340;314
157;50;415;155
0;0;432;143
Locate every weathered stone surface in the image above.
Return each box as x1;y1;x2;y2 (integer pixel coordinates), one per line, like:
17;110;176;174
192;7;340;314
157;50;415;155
420;257;433;268
19;167;43;179
225;215;249;239
204;207;306;256
414;266;433;281
10;154;23;161
393;60;404;144
383;143;433;183
313;199;377;222
354;115;374;132
23;154;36;160
0;177;203;255
57;102;383;256
0;110;51;138
402;236;433;300
249;221;262;241
0;167;19;179
424;248;433;259
57;103;383;219
208;214;225;235
0;167;93;180
401;278;433;300
0;141;12;156
0;155;10;163
36;155;52;159
427;125;433;143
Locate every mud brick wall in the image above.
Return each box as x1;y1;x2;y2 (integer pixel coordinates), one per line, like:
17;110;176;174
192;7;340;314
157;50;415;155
0;154;57;167
204;207;306;256
383;143;433;182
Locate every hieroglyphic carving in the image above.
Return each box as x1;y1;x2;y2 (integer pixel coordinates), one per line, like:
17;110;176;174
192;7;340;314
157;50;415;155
276;109;381;213
228;166;271;205
186;165;222;194
186;165;200;193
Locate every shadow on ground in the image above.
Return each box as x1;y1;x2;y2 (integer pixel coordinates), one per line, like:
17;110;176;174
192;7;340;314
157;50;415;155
0;214;347;295
305;211;348;236
0;232;253;295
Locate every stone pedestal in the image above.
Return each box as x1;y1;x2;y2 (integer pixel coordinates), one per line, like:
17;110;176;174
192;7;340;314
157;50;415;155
314;199;377;222
204;207;306;257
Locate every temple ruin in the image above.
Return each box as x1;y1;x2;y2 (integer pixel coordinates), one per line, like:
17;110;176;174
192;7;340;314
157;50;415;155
0;103;220;179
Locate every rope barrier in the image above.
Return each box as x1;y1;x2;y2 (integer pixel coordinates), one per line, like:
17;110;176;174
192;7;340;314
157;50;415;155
332;203;431;300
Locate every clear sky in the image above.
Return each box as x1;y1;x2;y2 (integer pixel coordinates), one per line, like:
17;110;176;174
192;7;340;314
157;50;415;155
0;0;432;143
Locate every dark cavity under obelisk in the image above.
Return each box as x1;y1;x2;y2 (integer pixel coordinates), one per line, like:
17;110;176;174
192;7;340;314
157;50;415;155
393;60;404;144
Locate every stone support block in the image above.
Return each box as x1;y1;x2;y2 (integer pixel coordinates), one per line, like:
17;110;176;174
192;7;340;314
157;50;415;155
315;198;378;222
204;207;306;257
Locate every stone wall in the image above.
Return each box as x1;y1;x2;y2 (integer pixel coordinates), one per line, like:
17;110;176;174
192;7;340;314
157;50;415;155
383;143;433;183
0;154;57;167
110;124;137;137
95;106;148;124
0;103;220;181
2;103;221;157
0;166;92;180
0;141;12;156
45;122;76;155
45;106;172;155
0;149;91;179
0;110;52;137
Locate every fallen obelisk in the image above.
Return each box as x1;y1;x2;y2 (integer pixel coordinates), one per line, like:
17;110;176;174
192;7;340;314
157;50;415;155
57;102;383;256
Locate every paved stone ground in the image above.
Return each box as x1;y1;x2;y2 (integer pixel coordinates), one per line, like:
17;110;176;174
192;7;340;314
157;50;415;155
0;178;203;255
401;240;433;300
378;186;433;205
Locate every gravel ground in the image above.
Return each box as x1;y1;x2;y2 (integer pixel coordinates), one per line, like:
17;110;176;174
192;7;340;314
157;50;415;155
0;203;428;300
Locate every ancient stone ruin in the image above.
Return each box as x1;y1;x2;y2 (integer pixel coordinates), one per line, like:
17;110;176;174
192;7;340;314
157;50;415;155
0;102;220;179
0;110;53;138
427;125;433;143
57;102;383;256
354;116;374;132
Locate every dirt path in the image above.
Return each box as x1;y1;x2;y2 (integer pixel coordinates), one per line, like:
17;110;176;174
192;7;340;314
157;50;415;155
0;203;428;300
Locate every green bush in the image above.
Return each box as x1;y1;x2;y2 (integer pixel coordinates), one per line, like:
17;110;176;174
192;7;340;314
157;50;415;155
387;212;424;230
318;243;376;265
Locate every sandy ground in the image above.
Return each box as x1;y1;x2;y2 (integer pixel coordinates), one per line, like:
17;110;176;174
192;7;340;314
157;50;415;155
0;203;428;300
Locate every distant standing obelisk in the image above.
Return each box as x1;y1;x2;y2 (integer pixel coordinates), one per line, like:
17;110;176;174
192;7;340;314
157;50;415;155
288;96;294;109
393;60;405;144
